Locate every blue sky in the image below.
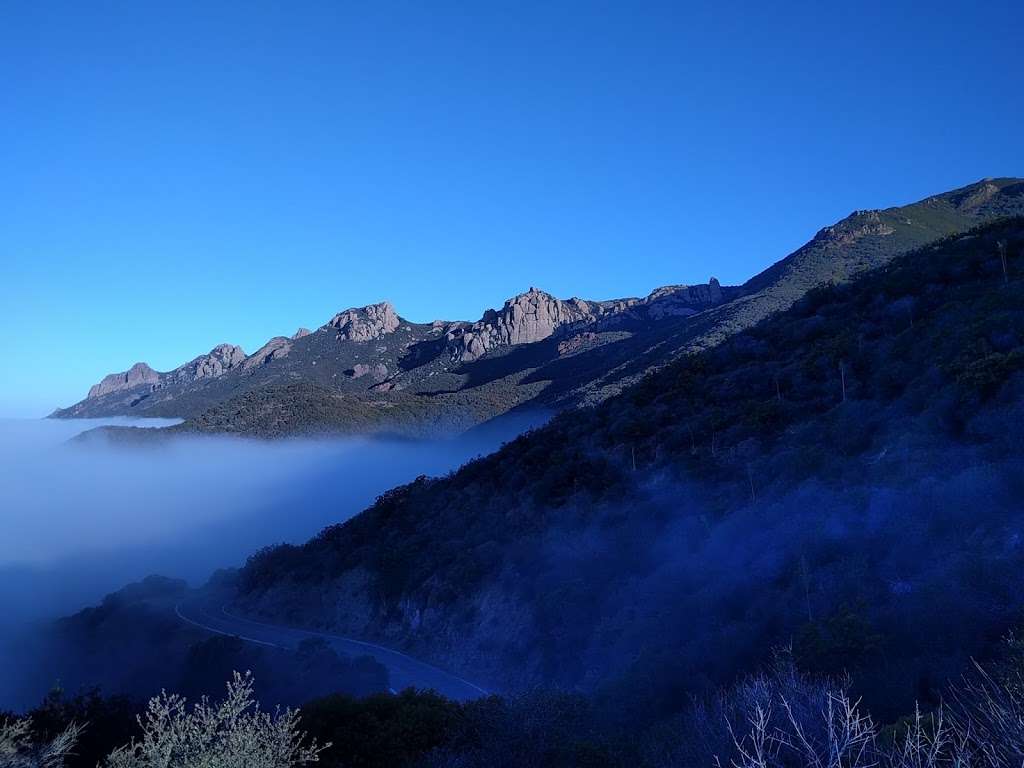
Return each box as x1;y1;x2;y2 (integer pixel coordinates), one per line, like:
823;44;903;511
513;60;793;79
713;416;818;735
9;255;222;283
1;0;1022;416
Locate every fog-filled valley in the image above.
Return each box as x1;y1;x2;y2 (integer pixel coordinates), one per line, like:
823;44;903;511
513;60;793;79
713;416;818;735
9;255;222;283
4;218;1020;768
5;0;1024;761
0;413;547;711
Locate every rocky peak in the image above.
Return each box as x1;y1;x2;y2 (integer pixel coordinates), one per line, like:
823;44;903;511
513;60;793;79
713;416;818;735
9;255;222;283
642;278;724;320
84;343;247;400
167;344;246;385
292;327;312;340
444;278;729;363
446;287;601;363
243;337;292;370
326;301;400;342
87;362;161;398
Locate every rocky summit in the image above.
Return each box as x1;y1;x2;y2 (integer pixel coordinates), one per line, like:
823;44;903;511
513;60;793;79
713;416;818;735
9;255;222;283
326;302;401;342
87;362;162;398
84;344;246;400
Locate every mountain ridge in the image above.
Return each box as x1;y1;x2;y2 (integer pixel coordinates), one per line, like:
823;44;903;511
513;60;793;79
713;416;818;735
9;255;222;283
51;178;1024;439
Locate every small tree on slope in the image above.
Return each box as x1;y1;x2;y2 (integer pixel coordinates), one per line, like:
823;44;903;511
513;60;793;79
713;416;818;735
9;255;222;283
103;672;326;768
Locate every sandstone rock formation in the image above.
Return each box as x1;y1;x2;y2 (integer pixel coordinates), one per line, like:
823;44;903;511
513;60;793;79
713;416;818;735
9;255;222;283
292;327;312;339
326;302;400;342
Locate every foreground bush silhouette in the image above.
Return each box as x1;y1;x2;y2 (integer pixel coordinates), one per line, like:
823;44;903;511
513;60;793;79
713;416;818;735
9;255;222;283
703;655;992;768
103;671;325;768
17;649;1024;767
0;717;81;768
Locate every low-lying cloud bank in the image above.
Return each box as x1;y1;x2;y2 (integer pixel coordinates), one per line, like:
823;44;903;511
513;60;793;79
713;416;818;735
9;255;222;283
0;413;545;709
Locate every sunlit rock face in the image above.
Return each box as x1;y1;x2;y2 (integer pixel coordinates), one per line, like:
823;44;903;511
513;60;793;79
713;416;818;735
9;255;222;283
87;362;162;398
169;344;246;384
85;344;247;400
444;287;600;363
444;281;725;362
326;302;401;342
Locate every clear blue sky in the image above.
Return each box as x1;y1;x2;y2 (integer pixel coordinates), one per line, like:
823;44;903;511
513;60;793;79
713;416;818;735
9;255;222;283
1;0;1021;416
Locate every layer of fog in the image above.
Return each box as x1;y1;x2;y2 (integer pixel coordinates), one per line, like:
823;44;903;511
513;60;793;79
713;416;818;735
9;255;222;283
0;413;545;708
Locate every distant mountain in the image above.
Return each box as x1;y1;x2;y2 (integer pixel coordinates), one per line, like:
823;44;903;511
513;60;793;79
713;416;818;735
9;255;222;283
52;178;1024;438
51;281;734;434
232;215;1024;720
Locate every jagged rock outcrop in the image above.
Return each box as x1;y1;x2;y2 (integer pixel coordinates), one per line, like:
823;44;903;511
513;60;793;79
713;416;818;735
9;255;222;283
643;278;723;320
811;210;895;249
326;302;400;342
292;327;312;339
445;281;726;362
84;345;245;400
444;288;602;363
347;363;389;381
167;344;246;384
243;337;292;370
87;362;161;398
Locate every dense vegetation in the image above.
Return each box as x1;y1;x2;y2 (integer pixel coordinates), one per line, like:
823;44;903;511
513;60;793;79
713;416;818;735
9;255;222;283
238;218;1024;724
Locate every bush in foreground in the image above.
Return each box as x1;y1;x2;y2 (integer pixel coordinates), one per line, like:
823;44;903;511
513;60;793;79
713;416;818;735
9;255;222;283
104;671;324;768
0;716;81;768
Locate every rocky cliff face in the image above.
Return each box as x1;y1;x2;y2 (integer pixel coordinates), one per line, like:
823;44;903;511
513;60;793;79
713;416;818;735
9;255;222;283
643;278;723;319
326;302;400;342
76;304;403;405
82;344;245;401
87;362;162;398
443;280;726;362
443;288;600;362
167;344;246;385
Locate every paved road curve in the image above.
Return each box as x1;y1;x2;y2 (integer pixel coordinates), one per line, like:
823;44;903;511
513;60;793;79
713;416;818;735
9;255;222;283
175;596;489;702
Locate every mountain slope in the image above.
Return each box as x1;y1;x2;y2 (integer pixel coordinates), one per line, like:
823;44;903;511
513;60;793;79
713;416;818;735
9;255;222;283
52;178;1024;440
568;177;1024;405
233;217;1024;719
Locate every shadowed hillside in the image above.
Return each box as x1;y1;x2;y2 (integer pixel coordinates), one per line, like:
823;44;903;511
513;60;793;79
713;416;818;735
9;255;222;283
235;217;1024;722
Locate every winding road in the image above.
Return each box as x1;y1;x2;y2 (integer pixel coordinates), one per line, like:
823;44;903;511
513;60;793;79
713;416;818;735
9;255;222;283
174;596;489;702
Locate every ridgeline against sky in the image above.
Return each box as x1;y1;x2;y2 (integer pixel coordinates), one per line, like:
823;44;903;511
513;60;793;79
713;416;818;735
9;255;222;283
1;0;1022;415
